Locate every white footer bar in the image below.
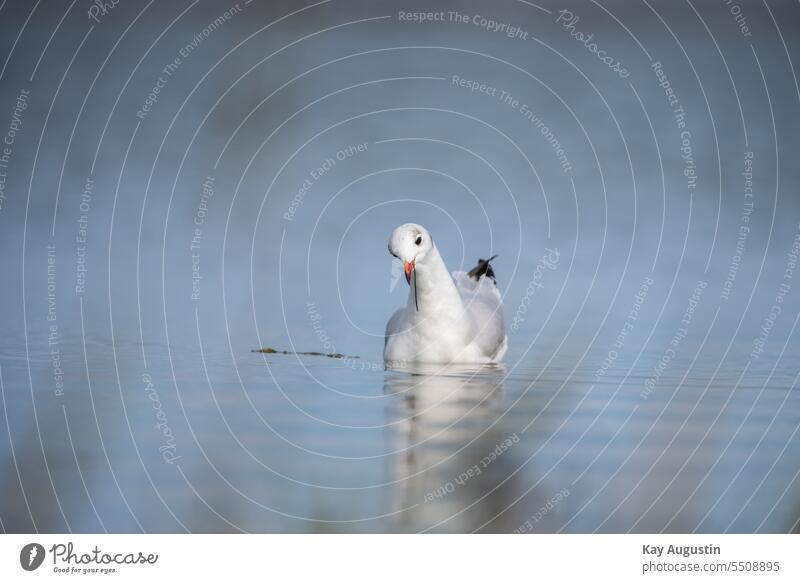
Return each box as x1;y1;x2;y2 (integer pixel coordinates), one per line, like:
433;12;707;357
1;534;797;582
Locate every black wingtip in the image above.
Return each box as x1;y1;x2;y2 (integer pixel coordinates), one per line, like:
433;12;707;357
467;254;498;283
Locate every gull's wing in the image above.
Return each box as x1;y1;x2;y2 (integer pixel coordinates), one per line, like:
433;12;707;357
452;263;506;361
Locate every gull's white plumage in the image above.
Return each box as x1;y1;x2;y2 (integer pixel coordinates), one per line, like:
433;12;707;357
384;223;507;364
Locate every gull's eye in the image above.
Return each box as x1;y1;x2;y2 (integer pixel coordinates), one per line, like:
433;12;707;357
415;235;422;246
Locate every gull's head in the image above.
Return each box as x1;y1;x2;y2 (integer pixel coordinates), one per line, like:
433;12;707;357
388;223;432;284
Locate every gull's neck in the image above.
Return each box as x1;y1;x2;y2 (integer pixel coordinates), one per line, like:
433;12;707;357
407;245;465;319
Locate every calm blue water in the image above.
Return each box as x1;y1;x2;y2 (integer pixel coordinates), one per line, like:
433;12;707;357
1;332;798;533
0;0;799;532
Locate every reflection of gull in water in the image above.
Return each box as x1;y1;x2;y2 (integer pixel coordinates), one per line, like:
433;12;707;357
384;223;507;364
383;363;520;532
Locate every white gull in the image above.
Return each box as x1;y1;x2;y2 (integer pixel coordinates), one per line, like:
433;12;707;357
384;223;507;364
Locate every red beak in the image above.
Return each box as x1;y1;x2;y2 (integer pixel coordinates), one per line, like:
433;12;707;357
404;259;415;285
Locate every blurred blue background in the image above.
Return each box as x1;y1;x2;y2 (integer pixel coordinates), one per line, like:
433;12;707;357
0;0;799;532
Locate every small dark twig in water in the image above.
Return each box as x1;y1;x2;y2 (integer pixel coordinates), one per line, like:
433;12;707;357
252;347;359;360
